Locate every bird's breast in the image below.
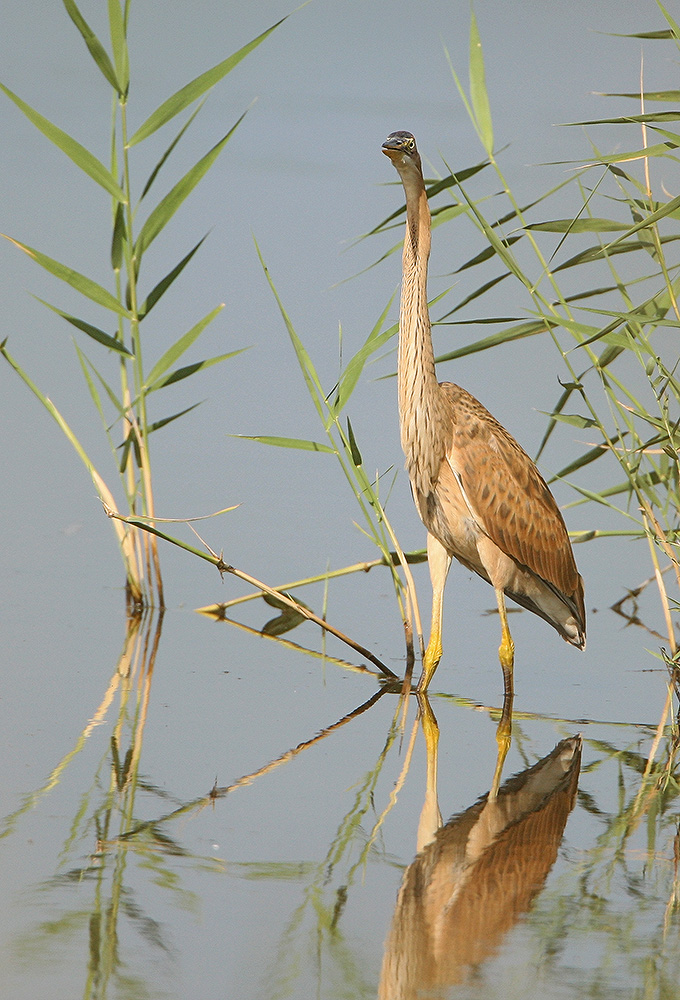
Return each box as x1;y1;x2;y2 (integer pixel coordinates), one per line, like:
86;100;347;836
414;467;485;574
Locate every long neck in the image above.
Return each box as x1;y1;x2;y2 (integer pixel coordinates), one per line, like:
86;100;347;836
397;171;450;495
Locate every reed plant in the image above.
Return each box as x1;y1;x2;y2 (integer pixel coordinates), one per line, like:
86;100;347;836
247;248;428;667
1;1;285;608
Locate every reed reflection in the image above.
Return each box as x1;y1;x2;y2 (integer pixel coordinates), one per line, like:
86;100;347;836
379;712;581;999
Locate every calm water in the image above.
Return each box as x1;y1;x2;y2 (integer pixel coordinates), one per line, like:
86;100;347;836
1;2;678;998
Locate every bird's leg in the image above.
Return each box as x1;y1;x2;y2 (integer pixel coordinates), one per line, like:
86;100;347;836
417;534;451;691
495;586;515;693
489;587;515;799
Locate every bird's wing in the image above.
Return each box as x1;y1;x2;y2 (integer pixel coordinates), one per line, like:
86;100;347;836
440;383;581;600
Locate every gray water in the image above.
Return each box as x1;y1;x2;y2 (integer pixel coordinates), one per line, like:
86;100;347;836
1;2;678;998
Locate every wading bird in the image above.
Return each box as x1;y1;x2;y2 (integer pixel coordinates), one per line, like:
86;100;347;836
382;131;585;712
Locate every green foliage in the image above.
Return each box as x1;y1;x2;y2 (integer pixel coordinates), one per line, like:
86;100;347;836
252;241;423;657
0;1;287;606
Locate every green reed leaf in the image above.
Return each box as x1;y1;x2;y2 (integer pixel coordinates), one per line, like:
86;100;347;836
368;158;490;234
150;351;246;391
632;208;659;259
539;411;598;429
0;341;118;511
469;9;493;154
145;304;223;386
563;481;637;518
455;235;523;272
656;1;680;42
526;218;630;233
140;98;207;200
595;343;626;369
135;119;243;259
549;439;620;482
76;345;125;419
255;242;328;427
3;235;130;316
74;343;110;426
111;202;125;272
554;233;680;271
561;284;630;304
117;431;134;472
535;378;584;462
336;296;396;412
61;0;120;91
34;297;133;356
608;30;673;40
438;274;510;318
434;320;551;362
599;90;680;101
107;0;129;95
138;234;209;318
0;83;125;201
602;193;680;249
128;17;286;146
583;140;680;165
235;435;336;454
346;417;363;467
566;112;680;126
147;403;202;434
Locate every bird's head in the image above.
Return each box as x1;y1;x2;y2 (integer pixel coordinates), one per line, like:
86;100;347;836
382;131;423;177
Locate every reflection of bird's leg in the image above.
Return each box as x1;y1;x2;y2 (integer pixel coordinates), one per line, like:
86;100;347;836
418;533;452;691
416;692;443;851
490;587;515;799
490;696;513;800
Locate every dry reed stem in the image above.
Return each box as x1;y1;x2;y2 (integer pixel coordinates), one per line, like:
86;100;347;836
103;502;398;678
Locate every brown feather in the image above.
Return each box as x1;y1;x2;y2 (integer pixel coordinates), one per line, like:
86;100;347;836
439;382;586;636
442;385;578;590
382;130;585;663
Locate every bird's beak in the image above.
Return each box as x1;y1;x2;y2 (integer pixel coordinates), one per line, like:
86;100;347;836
382;141;403;162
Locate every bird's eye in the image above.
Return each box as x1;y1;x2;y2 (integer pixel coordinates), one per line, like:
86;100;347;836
405;138;414;150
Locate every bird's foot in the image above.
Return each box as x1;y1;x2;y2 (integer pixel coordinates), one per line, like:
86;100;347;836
417;640;442;692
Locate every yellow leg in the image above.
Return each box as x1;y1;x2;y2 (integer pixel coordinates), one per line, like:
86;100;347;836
490;688;514;799
496;586;515;694
417;534;451;692
490;587;515;799
416;692;443;850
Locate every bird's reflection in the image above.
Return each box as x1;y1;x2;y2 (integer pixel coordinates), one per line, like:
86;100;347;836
380;703;581;999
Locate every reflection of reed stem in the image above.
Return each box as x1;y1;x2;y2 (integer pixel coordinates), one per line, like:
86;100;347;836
212;614;383;678
208;561;397;677
640;682;675;788
119;686;398;841
210;687;393;797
